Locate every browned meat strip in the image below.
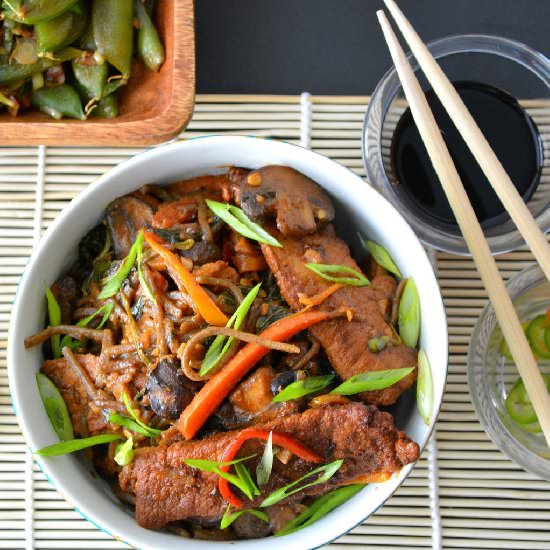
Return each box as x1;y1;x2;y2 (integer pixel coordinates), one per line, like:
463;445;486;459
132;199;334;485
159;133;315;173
119;403;419;529
104;196;154;257
233;166;335;237
261;226;417;405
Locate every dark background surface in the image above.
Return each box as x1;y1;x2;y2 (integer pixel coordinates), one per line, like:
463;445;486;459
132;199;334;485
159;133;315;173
195;0;550;95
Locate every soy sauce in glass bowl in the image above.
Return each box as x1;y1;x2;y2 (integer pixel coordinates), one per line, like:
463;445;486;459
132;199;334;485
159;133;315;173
363;34;550;255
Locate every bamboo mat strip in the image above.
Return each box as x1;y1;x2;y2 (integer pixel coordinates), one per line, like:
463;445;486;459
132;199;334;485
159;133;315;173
1;94;549;549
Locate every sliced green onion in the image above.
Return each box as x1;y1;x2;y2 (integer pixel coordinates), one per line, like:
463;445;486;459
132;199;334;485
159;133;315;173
201;283;262;375
220;506;269;530
365;240;402;278
36;373;74;441
60;302;114;349
114;436;134;466
108;413;155;437
234;462;260;497
45;285;62;358
331;367;413;396
273;375;334;403
398;278;420;347
136;230;155;303
260;459;343;508
98;232;143;299
416;349;434;426
185;455;258;501
121;392;162;437
276;484;365;536
35;433;121;456
256;431;273;487
305;263;370;287
205;199;282;247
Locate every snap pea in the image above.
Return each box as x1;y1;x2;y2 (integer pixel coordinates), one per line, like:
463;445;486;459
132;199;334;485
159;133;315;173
0;47;81;85
90;93;118;118
135;0;164;72
75;18;96;51
35;0;88;54
32;84;85;119
72;58;107;99
6;0;79;24
92;0;133;78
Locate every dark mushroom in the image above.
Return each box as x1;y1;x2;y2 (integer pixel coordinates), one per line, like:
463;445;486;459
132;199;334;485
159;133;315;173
145;355;195;420
179;241;221;264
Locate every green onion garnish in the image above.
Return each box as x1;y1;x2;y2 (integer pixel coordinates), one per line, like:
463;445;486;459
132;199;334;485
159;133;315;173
256;431;273;487
365;240;402;278
136;230;155;302
220;506;269;530
305;263;370;287
35;433;121;456
36;373;74;441
121;392;162;437
108;412;156;437
60;301;114;350
44;285;62;358
275;484;365;536
416;349;434;426
114;436;134;466
201;283;262;375
205;199;282;247
260;460;343;508
331;367;414;396
398;278;420;348
272;375;335;403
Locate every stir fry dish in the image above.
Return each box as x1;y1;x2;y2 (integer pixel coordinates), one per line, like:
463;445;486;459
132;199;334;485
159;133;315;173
0;0;164;119
25;165;431;539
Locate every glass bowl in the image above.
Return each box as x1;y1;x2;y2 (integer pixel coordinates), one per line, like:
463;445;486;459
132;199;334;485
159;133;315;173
468;264;550;480
363;34;550;255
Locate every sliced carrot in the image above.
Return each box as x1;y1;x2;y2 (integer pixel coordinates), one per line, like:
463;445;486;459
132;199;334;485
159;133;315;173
143;232;228;327
298;283;344;308
178;309;330;439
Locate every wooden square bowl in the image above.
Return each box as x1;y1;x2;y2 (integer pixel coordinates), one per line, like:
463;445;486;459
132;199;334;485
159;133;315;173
0;0;195;146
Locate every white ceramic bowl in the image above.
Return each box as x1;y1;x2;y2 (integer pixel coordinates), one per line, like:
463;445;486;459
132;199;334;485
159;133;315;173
8;136;448;550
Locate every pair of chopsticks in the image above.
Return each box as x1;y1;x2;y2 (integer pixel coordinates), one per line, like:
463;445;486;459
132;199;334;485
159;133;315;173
377;0;550;446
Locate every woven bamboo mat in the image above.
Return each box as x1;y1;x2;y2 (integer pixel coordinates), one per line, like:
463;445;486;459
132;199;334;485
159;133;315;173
1;94;550;550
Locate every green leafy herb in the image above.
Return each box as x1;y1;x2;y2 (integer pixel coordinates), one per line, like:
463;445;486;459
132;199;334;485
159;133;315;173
36;373;74;441
136;230;155;302
45;285;62;358
60;302;114;350
331;367;414;396
220;506;269;530
98;232;143;299
305;263;370;287
121;392;162;437
256;302;289;332
398;278;420;348
365;240;402;278
260;460;343;508
416;349;434;426
108;413;155;437
201;283;262;375
205;199;282;247
235;462;261;497
35;433;121;456
114;436;134;466
276;484;365;536
273;375;335;403
256;431;273;487
185;455;258;501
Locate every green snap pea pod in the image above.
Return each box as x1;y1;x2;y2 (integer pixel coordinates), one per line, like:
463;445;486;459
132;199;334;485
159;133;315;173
0;91;16;108
32;84;85;120
135;0;164;72
72;58;107;100
90;92;118;118
75;19;96;51
0;47;82;85
35;0;88;54
92;0;133;78
6;0;79;24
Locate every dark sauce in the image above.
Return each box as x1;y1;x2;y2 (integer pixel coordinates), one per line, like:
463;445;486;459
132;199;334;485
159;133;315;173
390;81;544;229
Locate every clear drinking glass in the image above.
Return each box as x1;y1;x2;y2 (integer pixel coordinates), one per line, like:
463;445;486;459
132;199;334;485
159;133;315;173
363;34;550;255
468;265;550;480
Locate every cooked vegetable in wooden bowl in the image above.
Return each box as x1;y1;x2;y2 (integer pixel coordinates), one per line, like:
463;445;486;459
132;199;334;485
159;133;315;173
0;0;194;145
9;137;447;549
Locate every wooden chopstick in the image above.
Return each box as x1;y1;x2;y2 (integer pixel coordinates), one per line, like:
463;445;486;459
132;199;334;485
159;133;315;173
376;9;550;446
382;0;550;281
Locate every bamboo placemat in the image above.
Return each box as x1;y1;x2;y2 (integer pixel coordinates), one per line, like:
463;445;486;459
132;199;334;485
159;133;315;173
1;94;550;549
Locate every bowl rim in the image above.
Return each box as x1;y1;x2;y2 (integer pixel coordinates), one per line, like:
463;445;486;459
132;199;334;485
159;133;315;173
362;33;550;256
8;135;448;549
